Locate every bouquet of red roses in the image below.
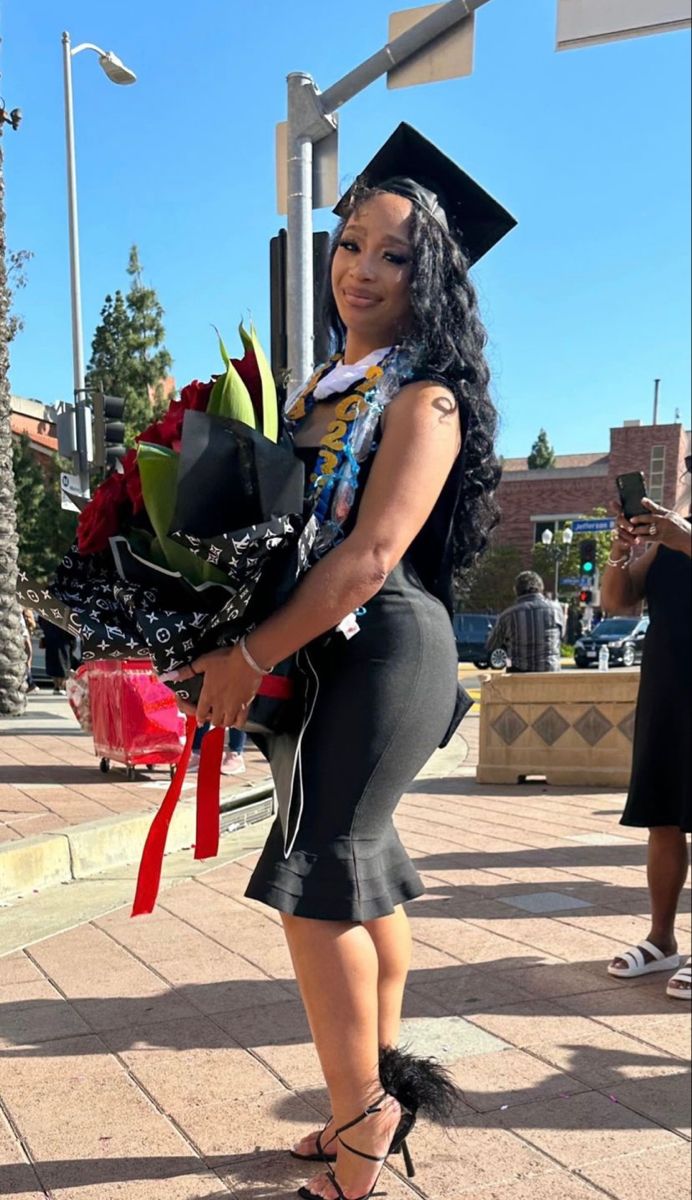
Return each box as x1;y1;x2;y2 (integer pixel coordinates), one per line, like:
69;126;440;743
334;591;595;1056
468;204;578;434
17;323;321;916
19;323;316;719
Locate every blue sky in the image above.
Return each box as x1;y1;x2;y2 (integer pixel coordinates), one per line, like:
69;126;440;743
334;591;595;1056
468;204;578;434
2;0;690;459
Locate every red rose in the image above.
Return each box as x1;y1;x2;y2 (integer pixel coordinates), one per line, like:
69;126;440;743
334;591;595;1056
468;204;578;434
231;348;262;424
136;379;213;454
179;378;213;412
77;469;130;556
122;449;144;514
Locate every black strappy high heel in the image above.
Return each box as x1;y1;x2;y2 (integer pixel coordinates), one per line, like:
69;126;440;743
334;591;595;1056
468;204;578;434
291;1044;460;1174
290;1119;337;1164
297;1092;416;1200
289;1112;411;1169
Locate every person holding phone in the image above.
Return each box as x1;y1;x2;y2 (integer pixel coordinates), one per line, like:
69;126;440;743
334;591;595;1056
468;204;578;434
603;460;691;1000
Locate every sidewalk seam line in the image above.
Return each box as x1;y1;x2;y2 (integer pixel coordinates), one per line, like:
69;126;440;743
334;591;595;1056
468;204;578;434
105;1047;236;1190
95;914;290;996
25;937;236;1192
0;1084;54;1197
92;924;315;1181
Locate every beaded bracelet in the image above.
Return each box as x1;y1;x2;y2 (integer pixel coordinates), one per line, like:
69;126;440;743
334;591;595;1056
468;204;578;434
605;552;632;569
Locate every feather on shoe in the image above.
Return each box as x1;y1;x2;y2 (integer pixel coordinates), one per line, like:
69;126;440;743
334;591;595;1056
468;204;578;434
378;1045;462;1123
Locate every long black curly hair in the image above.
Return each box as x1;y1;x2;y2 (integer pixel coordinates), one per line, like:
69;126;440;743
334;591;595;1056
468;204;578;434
323;183;502;570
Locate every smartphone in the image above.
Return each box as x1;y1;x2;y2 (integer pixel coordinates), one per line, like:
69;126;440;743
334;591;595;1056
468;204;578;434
616;471;648;520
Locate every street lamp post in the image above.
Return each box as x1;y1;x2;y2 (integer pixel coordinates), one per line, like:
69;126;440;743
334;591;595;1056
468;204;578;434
541;525;574;598
61;32;135;496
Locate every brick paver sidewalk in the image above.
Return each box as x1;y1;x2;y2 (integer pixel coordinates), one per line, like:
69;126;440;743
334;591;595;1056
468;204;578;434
0;692;270;845
0;711;690;1199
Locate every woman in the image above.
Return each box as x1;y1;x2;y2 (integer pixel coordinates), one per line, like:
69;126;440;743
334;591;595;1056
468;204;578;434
175;124;515;1200
604;469;691;1001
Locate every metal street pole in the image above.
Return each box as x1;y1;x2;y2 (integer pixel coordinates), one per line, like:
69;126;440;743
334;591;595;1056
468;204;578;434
287;73;321;391
285;0;493;388
61;31;89;496
60;33;136;497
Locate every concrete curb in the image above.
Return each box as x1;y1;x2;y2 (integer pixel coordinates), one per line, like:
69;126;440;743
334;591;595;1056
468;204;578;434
0;778;275;905
0;725;471;905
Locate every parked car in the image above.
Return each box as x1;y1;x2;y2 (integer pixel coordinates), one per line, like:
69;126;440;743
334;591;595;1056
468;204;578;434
574;616;649;669
453;613;507;670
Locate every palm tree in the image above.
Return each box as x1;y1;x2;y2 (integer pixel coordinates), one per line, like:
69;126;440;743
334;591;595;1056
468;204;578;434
0;114;27;714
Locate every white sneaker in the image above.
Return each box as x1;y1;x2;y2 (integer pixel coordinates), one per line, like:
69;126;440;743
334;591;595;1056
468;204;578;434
221;752;246;776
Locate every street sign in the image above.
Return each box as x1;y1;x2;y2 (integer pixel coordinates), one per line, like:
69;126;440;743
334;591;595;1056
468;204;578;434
387;4;475;89
560;577;581;586
55;405;77;462
276;120;339;215
557;0;691;51
572;518;616;532
60;471;84;513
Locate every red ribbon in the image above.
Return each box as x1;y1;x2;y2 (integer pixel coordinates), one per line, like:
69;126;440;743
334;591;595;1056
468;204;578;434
131;714;197;916
194;724;224;860
256;673;293;700
131;673;292;917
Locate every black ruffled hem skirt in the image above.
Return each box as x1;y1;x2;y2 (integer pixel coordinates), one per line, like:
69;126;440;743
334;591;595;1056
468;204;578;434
245;561;458;924
245;819;425;923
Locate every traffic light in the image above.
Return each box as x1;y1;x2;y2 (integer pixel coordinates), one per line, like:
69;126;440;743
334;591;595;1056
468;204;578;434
579;589;593;604
92;393;126;472
579;538;597;577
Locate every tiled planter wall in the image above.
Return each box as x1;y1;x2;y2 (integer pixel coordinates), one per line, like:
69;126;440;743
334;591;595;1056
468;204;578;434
477;670;639;787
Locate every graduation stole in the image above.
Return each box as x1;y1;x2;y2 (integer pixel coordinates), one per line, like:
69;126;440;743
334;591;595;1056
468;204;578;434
284;350;399;532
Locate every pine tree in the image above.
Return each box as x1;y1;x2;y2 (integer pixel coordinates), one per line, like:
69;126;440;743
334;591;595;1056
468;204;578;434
12;436;77;582
86;246;173;445
527;429;556;470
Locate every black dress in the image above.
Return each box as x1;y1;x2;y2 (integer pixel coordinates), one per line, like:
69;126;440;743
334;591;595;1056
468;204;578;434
39;619;76;680
621;545;691;832
245;434;464;922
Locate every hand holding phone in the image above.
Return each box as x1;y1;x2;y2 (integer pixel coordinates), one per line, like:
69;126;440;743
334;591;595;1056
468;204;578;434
616;472;648;520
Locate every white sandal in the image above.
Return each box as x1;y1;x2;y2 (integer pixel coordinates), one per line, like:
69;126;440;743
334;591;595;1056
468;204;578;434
608;940;682;979
666;964;692;1000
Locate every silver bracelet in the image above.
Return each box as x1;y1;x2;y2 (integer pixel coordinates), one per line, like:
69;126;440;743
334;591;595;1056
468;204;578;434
238;634;272;676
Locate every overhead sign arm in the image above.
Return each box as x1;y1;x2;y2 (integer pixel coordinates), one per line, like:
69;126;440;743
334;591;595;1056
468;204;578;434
284;0;491;389
319;0;479;113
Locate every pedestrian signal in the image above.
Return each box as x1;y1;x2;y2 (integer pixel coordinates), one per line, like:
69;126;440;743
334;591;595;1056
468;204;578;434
579;589;593;604
579;538;597;576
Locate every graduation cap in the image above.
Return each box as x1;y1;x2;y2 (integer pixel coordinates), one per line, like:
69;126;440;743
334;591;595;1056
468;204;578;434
334;122;516;265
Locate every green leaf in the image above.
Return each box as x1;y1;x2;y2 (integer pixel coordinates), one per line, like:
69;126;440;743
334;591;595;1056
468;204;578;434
239;321;278;443
206;330;257;429
212;324;230;368
137;443;227;585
